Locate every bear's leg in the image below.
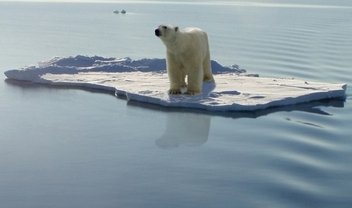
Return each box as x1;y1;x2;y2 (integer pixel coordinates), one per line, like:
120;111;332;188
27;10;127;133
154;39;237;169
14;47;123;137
169;73;183;95
168;68;185;94
202;51;214;82
186;67;203;95
167;55;183;94
180;71;187;88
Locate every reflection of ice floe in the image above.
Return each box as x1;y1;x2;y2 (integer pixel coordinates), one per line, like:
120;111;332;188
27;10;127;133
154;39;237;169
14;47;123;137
4;55;347;112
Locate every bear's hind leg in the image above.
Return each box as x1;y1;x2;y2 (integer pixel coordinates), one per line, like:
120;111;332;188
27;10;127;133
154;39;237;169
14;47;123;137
202;50;214;82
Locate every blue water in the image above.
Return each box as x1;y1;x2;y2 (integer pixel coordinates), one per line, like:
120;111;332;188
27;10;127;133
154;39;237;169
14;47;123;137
1;1;352;208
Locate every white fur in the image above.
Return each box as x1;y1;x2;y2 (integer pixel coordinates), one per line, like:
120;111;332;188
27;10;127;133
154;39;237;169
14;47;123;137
155;25;214;95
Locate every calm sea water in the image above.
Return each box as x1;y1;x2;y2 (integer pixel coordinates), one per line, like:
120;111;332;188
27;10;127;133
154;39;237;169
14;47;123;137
1;1;352;208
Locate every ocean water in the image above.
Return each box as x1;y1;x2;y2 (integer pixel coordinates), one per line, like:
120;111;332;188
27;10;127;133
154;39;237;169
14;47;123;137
1;1;352;208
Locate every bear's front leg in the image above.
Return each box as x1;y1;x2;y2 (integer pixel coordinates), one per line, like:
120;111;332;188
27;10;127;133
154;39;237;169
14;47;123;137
186;68;203;95
168;88;182;95
168;70;187;94
167;54;185;95
168;69;184;94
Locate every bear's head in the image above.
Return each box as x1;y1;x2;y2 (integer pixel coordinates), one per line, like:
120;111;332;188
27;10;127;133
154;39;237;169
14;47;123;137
155;25;179;42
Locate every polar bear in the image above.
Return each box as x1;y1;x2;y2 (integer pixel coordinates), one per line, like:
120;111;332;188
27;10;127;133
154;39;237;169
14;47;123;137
155;24;214;95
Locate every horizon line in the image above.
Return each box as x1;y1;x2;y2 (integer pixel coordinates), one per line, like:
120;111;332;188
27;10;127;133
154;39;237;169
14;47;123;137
0;0;351;9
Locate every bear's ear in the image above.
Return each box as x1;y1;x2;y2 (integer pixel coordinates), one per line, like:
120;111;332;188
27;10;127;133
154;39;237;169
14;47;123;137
175;26;179;32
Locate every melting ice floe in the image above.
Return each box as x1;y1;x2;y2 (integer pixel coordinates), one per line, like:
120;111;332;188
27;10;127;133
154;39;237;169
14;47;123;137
4;55;347;112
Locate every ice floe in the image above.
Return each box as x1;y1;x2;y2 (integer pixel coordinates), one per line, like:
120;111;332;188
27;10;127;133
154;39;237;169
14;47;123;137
4;55;346;112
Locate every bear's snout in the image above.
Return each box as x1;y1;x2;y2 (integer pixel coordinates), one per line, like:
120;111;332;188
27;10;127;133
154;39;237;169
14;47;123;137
155;29;161;37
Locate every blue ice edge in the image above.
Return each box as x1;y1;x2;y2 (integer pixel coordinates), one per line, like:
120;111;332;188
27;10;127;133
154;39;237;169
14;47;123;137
4;55;347;112
121;85;347;112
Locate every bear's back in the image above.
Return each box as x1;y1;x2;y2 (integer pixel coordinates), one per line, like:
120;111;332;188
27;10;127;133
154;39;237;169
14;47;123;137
179;27;207;44
182;27;204;35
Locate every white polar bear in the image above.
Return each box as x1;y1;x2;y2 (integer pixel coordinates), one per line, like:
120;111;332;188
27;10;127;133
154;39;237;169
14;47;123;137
155;24;214;95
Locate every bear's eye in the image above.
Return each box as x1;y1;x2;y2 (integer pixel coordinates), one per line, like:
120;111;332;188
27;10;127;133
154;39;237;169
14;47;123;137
162;26;167;30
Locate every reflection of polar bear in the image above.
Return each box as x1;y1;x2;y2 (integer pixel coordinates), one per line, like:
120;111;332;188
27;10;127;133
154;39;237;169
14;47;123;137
156;112;211;149
155;25;214;95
